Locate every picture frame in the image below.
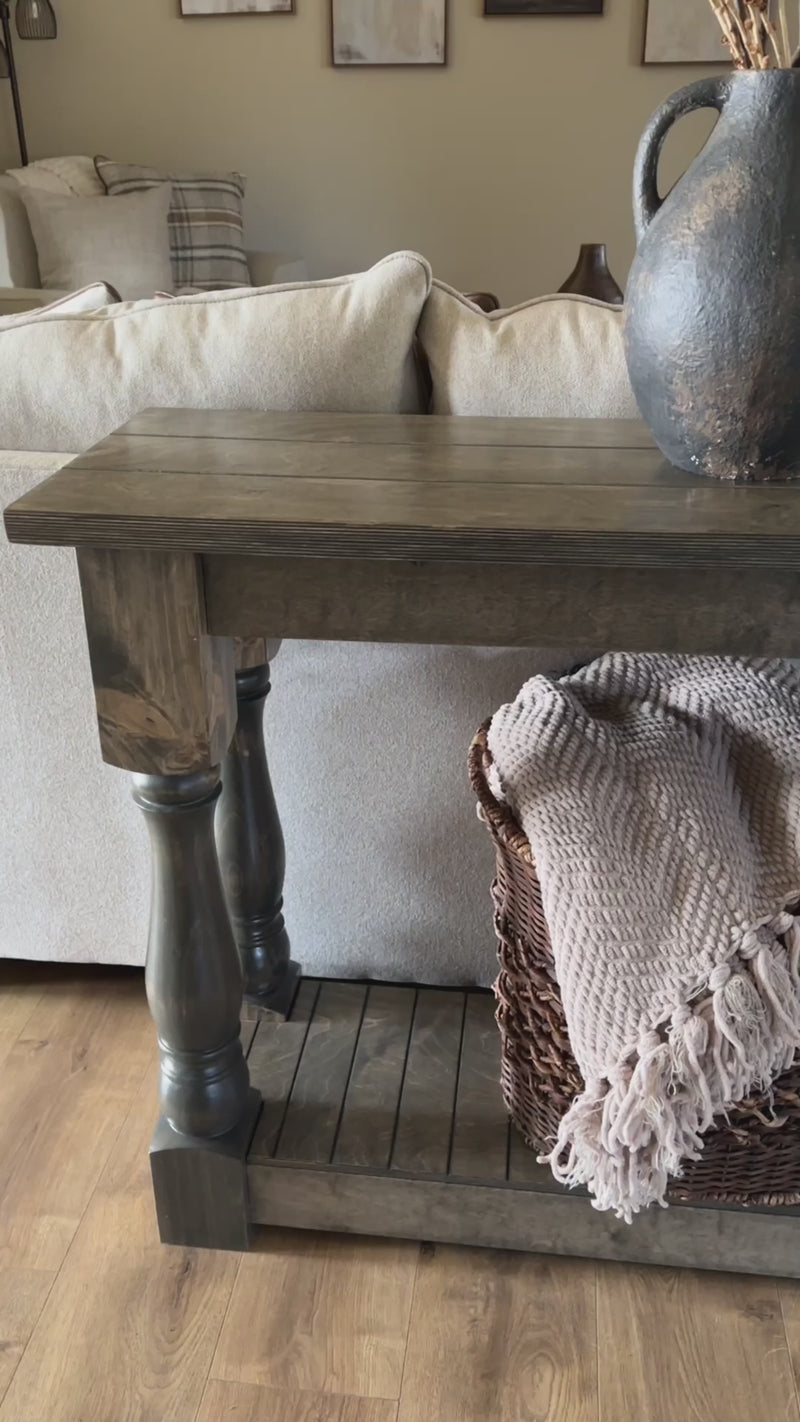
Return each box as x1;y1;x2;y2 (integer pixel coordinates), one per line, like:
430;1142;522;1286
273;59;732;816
331;0;448;68
180;1;294;15
484;2;603;14
642;0;735;63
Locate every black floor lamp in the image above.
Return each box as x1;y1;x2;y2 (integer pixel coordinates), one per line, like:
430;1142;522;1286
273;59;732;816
0;1;57;167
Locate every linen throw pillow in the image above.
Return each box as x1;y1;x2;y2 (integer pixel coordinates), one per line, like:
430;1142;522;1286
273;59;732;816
418;280;639;419
0;251;432;452
95;158;248;292
18;186;173;301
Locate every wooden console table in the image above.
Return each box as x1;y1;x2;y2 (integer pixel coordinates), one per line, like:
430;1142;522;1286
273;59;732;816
6;409;800;1274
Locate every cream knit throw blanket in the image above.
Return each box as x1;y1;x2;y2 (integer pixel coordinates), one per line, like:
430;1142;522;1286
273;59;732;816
487;654;800;1222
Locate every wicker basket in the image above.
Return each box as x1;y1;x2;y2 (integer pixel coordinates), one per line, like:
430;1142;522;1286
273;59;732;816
469;720;800;1208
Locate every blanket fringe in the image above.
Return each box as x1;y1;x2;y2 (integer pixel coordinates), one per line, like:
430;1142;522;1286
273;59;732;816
543;909;800;1222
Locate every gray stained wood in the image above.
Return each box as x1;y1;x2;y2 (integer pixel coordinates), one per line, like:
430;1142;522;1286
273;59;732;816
246;980;800;1278
76;547;236;775
449;992;509;1181
6;411;800;569
272;981;367;1165
390;990;465;1177
333;985;416;1169
204;555;800;656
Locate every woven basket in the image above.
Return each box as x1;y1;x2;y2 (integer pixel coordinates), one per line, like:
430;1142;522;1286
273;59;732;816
469;720;800;1208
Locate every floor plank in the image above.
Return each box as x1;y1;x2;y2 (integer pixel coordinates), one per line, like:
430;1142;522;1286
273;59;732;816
772;1282;800;1420
0;1269;55;1407
212;1230;419;1400
0;970;153;1271
0;1063;240;1422
598;1263;800;1422
197;1380;398;1422
399;1243;598;1422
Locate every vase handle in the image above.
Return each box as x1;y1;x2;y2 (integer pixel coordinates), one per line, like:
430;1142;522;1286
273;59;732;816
633;77;730;245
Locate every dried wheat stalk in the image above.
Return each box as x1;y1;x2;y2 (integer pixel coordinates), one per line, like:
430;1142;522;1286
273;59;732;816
708;0;795;67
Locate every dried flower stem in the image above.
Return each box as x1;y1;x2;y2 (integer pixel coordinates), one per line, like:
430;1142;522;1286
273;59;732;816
708;0;796;68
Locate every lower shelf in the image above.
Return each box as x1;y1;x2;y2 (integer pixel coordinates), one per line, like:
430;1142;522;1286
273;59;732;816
244;978;800;1277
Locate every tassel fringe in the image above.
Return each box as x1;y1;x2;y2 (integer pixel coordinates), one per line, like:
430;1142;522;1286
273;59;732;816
542;908;800;1222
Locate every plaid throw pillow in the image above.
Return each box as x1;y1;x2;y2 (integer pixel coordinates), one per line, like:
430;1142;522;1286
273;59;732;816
94;158;249;293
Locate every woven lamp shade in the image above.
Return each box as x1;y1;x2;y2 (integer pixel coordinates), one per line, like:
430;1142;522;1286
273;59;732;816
15;0;56;39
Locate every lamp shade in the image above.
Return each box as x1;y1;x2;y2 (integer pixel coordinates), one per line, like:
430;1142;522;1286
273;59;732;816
16;0;56;39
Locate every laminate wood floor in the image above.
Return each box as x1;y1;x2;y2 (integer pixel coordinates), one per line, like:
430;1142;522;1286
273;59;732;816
0;961;798;1422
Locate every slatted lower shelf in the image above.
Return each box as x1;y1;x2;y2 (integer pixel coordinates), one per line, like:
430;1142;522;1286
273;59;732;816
244;979;800;1277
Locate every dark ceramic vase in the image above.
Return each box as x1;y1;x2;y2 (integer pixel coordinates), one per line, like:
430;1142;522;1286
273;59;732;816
625;70;800;481
559;244;624;305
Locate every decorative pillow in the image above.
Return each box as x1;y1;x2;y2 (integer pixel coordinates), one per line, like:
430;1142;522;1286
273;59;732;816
7;155;105;198
95;158;248;293
0;282;119;329
0;250;432;452
418;279;639;420
17;186;173;301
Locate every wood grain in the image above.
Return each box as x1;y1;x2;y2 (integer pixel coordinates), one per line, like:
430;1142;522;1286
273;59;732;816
274;982;366;1165
248;980;319;1161
197;1380;398;1422
76;547;236;774
0;1062;241;1422
211;1230;418;1400
7;411;800;568
333;986;416;1169
0;1270;55;1408
205;554;800;657
390;990;464;1177
0;972;152;1272
69;431;685;487
119;408;656;450
399;1244;598;1422
597;1265;800;1422
11;464;800;566
449;992;508;1182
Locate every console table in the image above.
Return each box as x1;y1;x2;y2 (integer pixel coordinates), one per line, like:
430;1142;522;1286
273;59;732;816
6;409;800;1275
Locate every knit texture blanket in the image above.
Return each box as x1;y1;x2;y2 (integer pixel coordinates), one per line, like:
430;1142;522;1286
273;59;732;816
486;654;800;1221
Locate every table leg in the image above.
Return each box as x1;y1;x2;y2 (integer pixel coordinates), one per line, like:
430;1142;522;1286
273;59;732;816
216;642;300;1018
76;547;259;1250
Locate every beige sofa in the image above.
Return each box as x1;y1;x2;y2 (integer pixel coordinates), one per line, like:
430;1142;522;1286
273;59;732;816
0;248;639;986
0;170;306;312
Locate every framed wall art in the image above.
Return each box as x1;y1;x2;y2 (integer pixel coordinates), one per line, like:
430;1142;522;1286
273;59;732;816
180;1;294;15
643;0;734;62
484;2;603;14
331;0;447;67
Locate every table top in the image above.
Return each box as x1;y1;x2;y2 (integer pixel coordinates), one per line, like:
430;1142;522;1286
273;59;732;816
5;408;800;569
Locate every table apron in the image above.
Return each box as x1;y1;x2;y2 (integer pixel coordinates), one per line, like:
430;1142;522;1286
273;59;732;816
202;555;800;655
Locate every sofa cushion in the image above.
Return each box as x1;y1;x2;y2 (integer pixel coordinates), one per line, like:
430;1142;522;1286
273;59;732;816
0;251;432;452
96;158;249;293
7;155;105;198
0;176;40;287
418;279;639;419
0;281;119;328
18;186;174;302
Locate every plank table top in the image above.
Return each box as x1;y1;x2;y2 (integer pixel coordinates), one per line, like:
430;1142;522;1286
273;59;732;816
5;409;800;569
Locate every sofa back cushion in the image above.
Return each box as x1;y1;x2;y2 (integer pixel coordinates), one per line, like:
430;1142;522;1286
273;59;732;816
418;279;639;419
0;176;40;288
0;251;432;452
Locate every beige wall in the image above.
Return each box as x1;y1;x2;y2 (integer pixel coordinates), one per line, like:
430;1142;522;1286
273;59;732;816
1;0;722;304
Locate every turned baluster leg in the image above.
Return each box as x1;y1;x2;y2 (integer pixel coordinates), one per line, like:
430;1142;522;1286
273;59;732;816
134;768;250;1138
77;547;260;1250
217;638;299;1018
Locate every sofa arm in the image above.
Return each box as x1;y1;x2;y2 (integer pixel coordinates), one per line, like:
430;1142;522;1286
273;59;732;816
0;286;76;315
246;251;308;287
